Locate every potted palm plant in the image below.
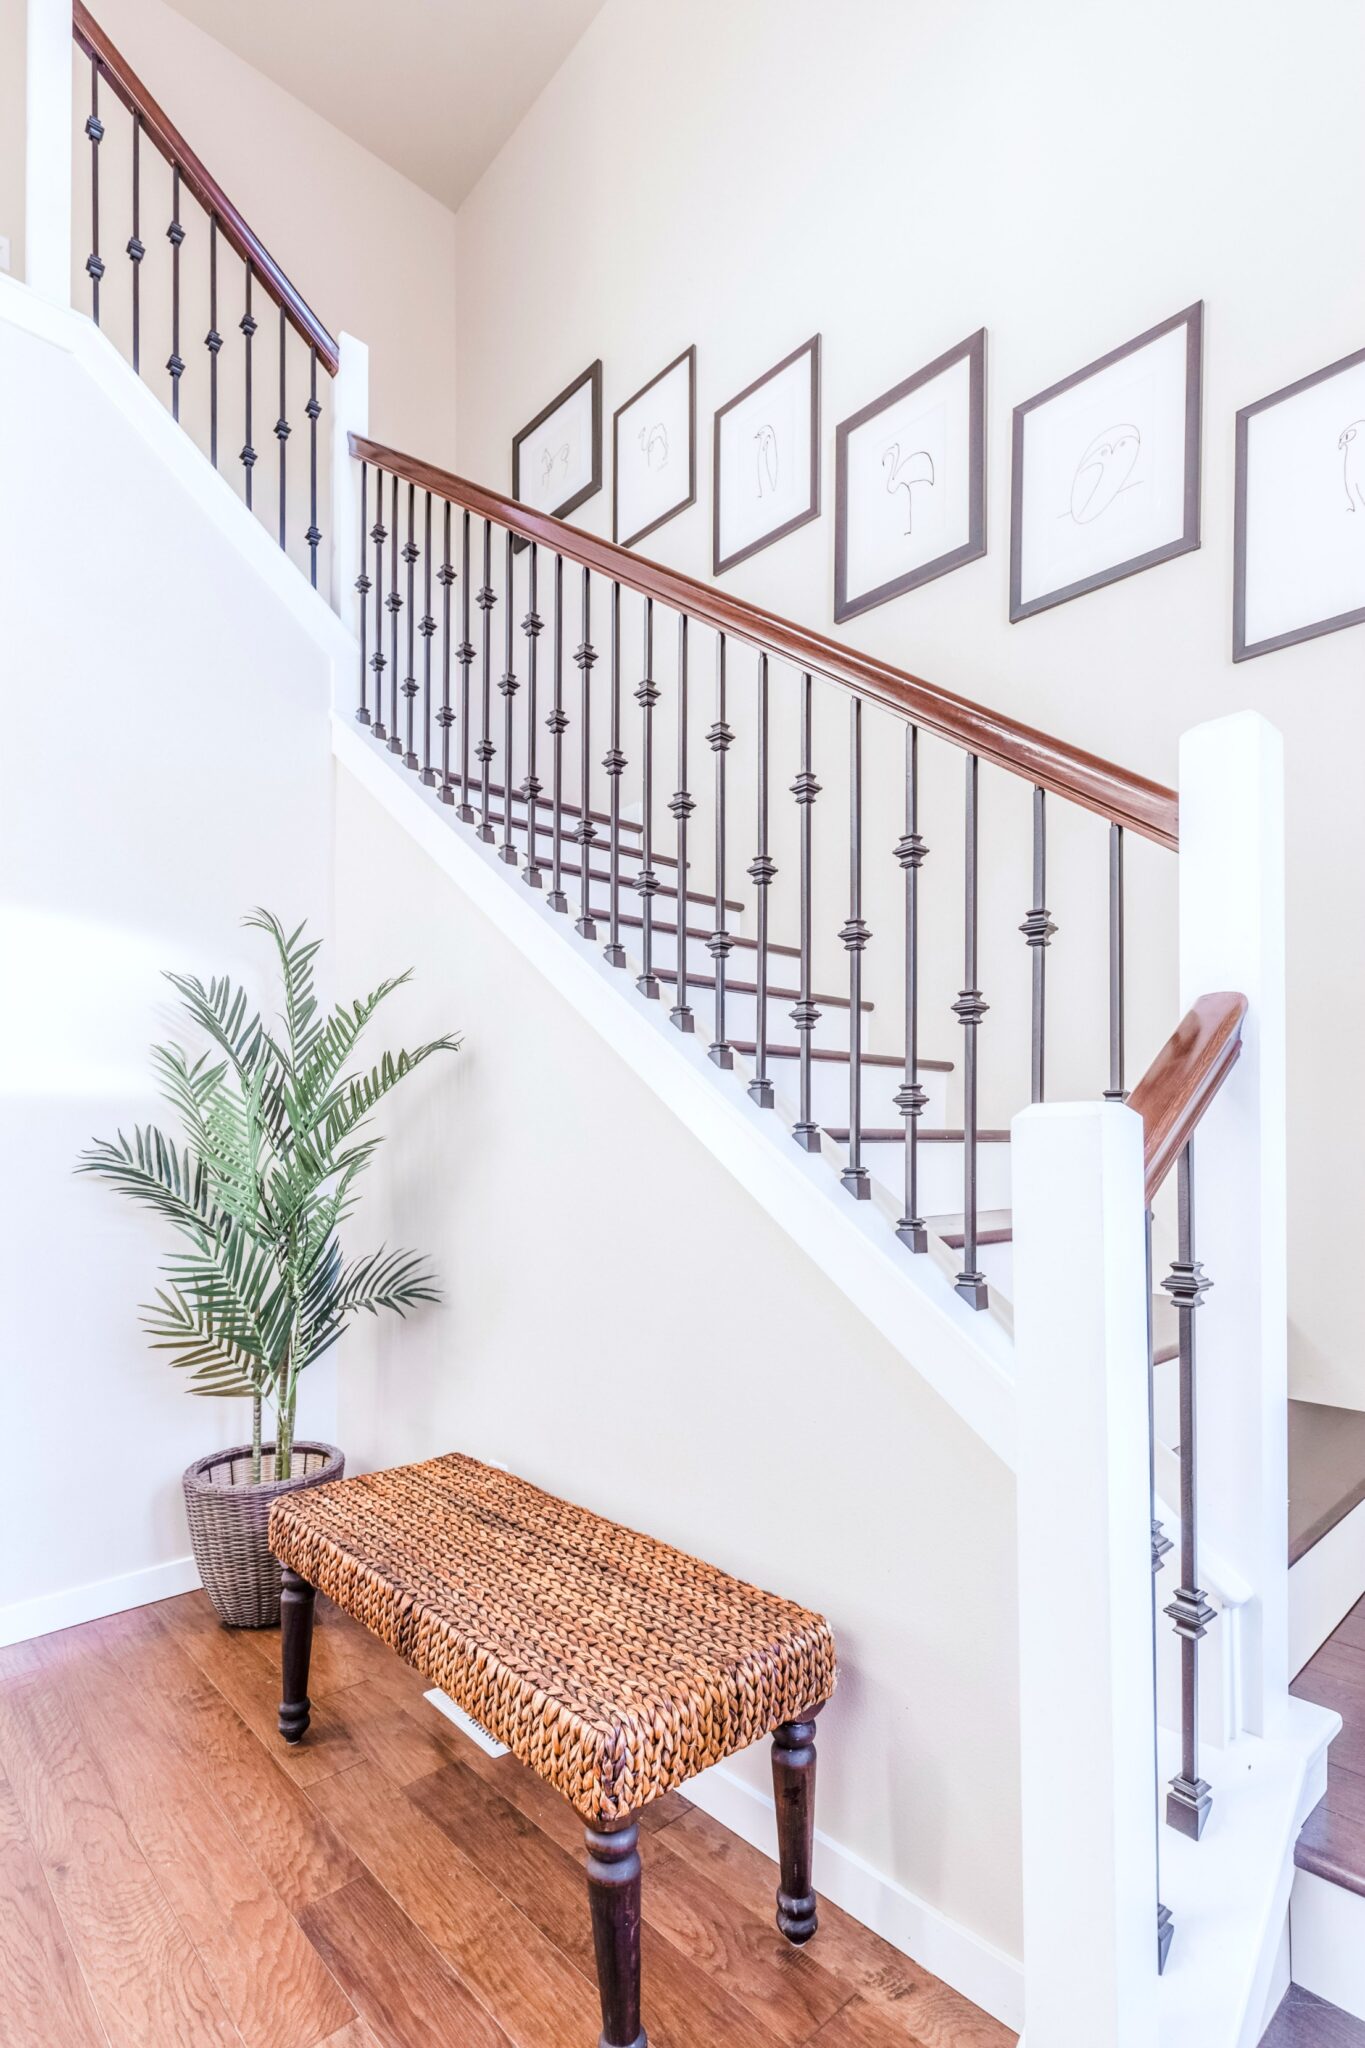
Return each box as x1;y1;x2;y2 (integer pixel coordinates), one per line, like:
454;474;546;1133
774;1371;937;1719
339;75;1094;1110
79;910;459;1627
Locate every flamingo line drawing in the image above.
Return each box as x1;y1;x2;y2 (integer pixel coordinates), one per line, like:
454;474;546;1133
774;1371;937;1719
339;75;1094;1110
539;442;571;487
638;422;669;471
754;423;779;498
881;441;935;536
1340;419;1365;512
1065;423;1141;524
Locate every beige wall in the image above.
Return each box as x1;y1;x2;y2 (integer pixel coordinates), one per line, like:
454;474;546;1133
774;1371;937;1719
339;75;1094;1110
0;0;24;278
331;764;1024;1962
452;0;1365;1409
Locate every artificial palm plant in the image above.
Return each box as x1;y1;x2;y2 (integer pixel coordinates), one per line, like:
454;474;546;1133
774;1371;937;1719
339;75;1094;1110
79;910;459;1481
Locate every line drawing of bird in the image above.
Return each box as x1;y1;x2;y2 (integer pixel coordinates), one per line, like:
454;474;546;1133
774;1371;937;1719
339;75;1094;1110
1340;420;1365;512
1067;423;1141;524
881;442;936;536
638;422;669;471
754;423;779;498
539;442;571;487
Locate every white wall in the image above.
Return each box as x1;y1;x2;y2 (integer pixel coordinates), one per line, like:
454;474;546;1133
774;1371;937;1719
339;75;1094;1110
0;289;338;1636
451;0;1365;1411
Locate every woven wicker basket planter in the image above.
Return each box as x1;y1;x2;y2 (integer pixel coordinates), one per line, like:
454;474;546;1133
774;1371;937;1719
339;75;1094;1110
183;1441;344;1628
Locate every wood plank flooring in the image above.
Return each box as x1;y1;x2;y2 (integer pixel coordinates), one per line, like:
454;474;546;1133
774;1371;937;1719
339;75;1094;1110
1261;1985;1365;2045
0;1593;1015;2048
1292;1593;1365;1894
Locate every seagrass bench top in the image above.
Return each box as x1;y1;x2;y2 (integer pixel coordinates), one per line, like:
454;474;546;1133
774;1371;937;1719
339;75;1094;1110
268;1451;837;1823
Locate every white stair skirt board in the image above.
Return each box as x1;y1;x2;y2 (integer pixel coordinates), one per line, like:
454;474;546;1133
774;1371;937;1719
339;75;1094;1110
1289;1492;1365;1676
1290;1870;1365;2022
0;1553;202;1648
334;718;1020;1469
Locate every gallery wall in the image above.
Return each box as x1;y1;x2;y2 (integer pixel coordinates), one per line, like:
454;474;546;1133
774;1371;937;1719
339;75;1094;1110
450;0;1365;1410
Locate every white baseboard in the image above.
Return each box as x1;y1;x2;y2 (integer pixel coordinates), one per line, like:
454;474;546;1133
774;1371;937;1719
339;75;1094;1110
682;1757;1024;2034
1290;1492;1365;1675
0;1554;202;1648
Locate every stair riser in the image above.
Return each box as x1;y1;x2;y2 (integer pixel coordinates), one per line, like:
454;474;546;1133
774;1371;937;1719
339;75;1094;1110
860;1136;1012;1217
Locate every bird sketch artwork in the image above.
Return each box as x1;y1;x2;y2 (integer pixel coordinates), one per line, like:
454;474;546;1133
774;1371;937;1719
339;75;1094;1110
754;424;779;498
1066;423;1141;524
539;441;571;487
638;422;670;471
1341;420;1365;512
615;348;694;547
715;338;818;572
881;441;935;535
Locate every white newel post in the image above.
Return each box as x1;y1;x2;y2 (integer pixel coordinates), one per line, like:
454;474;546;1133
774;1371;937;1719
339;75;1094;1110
329;331;370;642
1177;712;1288;1732
26;0;73;303
1014;1099;1159;2048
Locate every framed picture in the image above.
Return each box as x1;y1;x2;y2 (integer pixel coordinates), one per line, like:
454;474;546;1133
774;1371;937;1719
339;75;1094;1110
713;335;820;575
613;346;697;549
1234;343;1365;661
834;329;986;622
512;360;603;531
1010;302;1202;622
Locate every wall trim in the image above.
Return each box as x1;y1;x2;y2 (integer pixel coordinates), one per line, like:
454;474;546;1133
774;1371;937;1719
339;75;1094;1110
0;1554;202;1649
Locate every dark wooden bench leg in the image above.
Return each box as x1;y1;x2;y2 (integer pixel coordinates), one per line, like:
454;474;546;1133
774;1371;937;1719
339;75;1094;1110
278;1566;316;1744
772;1713;820;1944
584;1816;646;2048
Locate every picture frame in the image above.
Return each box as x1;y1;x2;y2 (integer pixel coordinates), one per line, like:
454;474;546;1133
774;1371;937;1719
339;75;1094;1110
834;329;986;623
713;335;821;576
511;360;603;537
613;346;697;550
1233;342;1365;661
1009;302;1202;622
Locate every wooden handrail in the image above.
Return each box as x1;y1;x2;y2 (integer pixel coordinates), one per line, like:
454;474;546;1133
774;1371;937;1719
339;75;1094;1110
1129;993;1247;1204
73;2;339;374
350;434;1180;847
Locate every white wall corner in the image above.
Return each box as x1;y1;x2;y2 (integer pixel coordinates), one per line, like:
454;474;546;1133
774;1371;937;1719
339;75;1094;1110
1013;1098;1158;2048
25;0;72;303
330;330;370;629
1177;711;1288;1733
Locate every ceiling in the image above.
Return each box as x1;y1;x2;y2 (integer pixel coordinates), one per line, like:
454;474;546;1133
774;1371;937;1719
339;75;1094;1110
164;0;605;210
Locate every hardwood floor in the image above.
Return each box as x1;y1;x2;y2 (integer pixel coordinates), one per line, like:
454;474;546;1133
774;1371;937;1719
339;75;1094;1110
0;1594;1014;2048
1261;1985;1365;2045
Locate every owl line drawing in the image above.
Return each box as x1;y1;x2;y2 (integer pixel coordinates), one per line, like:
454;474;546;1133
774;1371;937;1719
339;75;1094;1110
754;424;779;498
638;422;669;471
1065;423;1142;524
539;442;571;487
881;442;935;536
1340;420;1365;512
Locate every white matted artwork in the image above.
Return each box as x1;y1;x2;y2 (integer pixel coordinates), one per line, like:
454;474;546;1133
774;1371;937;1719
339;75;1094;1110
512;360;602;528
835;330;986;622
713;335;820;575
1010;303;1202;622
1234;342;1365;660
613;346;697;549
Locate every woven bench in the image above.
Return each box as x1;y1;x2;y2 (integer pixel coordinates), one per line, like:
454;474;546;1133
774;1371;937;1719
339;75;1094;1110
268;1451;838;2048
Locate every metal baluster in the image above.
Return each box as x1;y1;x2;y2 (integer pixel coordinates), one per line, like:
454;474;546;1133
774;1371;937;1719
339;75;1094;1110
369;478;388;740
476;521;496;837
455;512;475;819
708;635;733;1067
1106;823;1127;1100
522;546;544;885
419;492;436;785
498;530;519;860
305;348;321;587
241;266;257;510
1164;1143;1214;1841
894;725;928;1250
274;306;289;548
547;555;569;912
85;61;104;323
437;501;455;802
206;220;221;467
574;570;598;937
1147;1208;1176;1972
166;168;185;419
840;697;870;1197
127;117;144;372
355;461;371;724
603;583;626;964
634;599;661;998
791;672;821;1147
402;483;418;768
387;475;402;752
669;616;695;1031
747;653;775;1107
953;753;989;1307
1021;787;1056;1103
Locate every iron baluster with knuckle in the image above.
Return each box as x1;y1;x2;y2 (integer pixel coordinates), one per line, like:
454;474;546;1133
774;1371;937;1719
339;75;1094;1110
369;483;388;742
1107;823;1127;1101
1163;1141;1215;1842
85;58;104;323
387;475;402;754
419;491;436;786
840;696;871;1199
167;169;185;419
306;349;321;585
127;115;144;371
437;502;456;801
790;672;821;1150
669;617;695;1032
498;530;519;861
708;634;734;1068
546;554;569;912
1146;1208;1176;1972
1020;786;1056;1104
603;583;626;965
747;653;776;1109
574;571;598;940
206;220;220;467
634;599;661;998
241;265;257;510
275;305;290;550
521;545;544;886
402;483;419;769
476;521;496;838
455;512;475;820
894;725;928;1251
355;461;371;724
953;753;989;1309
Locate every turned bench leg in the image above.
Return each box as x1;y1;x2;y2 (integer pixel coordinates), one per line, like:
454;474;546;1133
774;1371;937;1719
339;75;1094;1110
278;1566;316;1744
772;1712;820;1944
584;1816;646;2048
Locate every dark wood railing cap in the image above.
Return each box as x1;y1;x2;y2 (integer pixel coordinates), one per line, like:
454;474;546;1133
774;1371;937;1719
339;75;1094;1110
74;2;338;373
1129;992;1247;1204
349;434;1180;847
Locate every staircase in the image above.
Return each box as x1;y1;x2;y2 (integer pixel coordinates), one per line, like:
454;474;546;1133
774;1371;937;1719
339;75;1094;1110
13;6;1357;2044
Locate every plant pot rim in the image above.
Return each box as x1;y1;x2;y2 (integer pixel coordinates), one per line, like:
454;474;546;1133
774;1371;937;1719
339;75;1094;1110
182;1440;344;1498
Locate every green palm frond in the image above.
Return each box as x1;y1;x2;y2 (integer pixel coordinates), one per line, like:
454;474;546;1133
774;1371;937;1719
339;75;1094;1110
245;908;325;1070
163;967;266;1082
76;1126;227;1242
